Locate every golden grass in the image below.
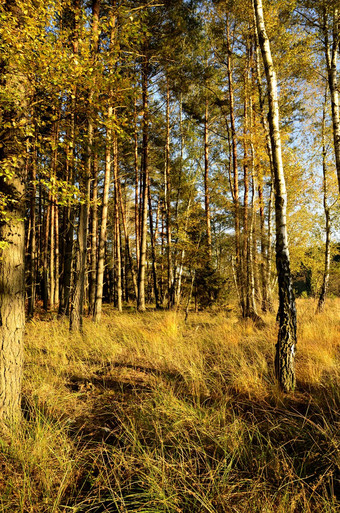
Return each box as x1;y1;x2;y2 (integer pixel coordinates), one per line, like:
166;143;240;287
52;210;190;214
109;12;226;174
0;298;339;512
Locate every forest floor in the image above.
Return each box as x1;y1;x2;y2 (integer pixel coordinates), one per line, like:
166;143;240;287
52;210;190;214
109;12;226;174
0;299;339;512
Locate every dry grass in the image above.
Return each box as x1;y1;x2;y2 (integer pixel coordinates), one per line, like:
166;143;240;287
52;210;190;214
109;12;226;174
0;298;339;512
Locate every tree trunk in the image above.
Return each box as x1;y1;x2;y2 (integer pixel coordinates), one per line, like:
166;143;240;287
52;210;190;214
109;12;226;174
243;65;250;316
0;0;27;425
113;134;122;312
134;96;140;270
317;86;331;313
165;80;173;307
89;148;98;314
226;20;242;311
0;175;25;425
254;0;297;392
94;107;112;322
204;98;212;262
117;177;138;300
28;141;37;319
137;54;149;312
323;7;340;194
148;178;160;308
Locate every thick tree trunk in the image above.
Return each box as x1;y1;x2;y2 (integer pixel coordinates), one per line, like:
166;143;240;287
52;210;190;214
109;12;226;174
0;176;25;425
0;0;26;424
254;0;297;392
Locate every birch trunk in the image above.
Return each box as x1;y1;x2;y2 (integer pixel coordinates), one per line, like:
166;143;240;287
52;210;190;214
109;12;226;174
254;0;297;392
324;7;340;194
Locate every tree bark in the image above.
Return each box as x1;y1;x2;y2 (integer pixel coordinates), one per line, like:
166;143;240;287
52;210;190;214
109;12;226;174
165;80;173;307
93;108;112;322
148;178;160;308
137;54;149;312
28;140;37;319
226;20;242;312
317;86;331;313
117;176;138;300
204;98;212;262
89;148;98;314
113;134;122;312
0;0;27;425
254;0;297;392
323;7;340;194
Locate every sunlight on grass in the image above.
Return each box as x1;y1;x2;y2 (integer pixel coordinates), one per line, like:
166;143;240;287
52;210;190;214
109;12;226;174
0;299;339;512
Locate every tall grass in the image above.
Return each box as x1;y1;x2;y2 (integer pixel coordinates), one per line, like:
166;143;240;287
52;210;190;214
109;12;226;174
0;299;339;512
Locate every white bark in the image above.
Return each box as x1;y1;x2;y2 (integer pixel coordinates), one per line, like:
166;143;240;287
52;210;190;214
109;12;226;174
253;0;297;392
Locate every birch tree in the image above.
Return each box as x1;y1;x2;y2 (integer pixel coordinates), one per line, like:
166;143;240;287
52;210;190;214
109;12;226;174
253;0;297;392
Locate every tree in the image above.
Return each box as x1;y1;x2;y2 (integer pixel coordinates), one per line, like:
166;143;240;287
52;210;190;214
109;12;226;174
253;0;297;392
0;0;27;424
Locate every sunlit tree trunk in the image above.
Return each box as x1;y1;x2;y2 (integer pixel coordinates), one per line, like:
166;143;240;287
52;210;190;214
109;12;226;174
148;177;160;308
165;80;173;306
88;0;100;315
0;0;27;425
89;148;98;315
254;20;274;312
93;107;112;322
254;0;297;392
134;96;140;270
317;87;331;313
113;134;122;312
117;176;138;300
0;172;25;425
226;20;242;311
323;7;340;194
28;139;37;319
137;53;149;312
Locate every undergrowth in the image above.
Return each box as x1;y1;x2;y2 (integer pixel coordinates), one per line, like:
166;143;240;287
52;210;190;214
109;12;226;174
0;298;339;512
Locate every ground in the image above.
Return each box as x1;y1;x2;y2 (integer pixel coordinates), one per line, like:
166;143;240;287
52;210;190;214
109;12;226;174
0;299;339;512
